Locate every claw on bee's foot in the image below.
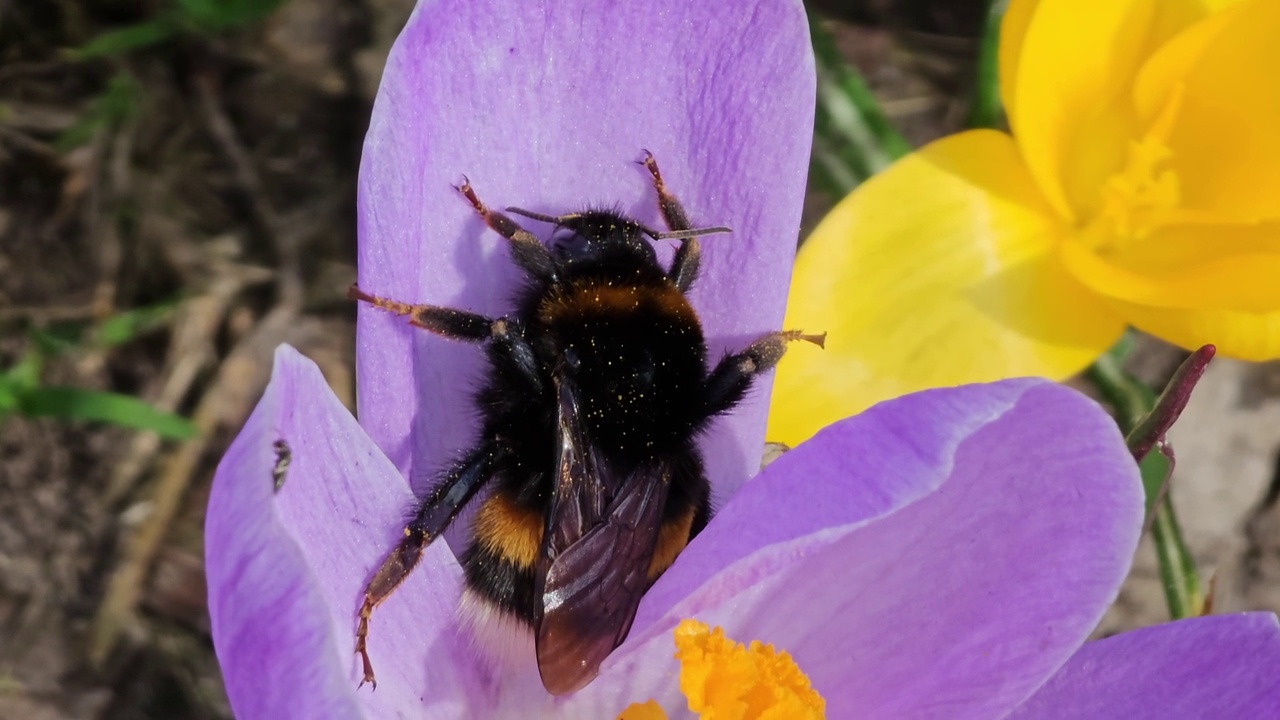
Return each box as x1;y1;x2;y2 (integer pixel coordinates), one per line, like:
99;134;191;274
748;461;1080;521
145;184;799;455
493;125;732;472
355;597;378;691
454;175;487;215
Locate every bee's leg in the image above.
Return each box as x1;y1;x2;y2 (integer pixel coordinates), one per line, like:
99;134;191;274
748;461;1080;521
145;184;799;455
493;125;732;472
702;330;826;417
356;443;507;689
640;150;700;292
456;178;557;282
348;286;542;392
350;285;495;340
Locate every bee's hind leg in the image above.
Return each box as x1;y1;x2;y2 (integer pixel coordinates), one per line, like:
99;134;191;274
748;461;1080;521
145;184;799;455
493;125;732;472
355;443;508;689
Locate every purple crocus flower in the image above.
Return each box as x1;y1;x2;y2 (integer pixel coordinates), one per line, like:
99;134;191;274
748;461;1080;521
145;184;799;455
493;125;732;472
206;0;1280;717
209;351;1280;718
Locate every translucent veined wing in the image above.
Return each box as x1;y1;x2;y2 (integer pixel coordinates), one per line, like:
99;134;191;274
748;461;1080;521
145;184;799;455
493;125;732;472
535;371;672;695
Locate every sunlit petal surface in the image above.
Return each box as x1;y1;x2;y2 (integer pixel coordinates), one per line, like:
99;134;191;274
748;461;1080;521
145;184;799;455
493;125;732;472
768;131;1123;445
1006;0;1156;218
355;0;815;505
1148;0;1280;223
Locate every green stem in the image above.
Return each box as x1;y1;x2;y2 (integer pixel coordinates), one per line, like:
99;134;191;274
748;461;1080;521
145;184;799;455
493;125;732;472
1085;348;1152;430
1085;344;1215;619
1151;497;1202;619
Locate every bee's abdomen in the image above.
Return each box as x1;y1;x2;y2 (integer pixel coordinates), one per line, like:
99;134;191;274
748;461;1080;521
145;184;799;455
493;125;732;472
462;491;543;626
461;481;707;625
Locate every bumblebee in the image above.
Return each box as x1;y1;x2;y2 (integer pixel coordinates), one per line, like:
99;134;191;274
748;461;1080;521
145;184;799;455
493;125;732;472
351;152;820;695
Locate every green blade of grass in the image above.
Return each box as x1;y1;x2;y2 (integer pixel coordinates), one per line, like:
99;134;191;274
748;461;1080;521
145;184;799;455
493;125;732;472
70;18;178;60
55;73;142;152
0;376;20;415
808;9;911;195
18;386;196;439
176;0;290;31
3;350;43;392
965;0;1008;129
96;301;178;347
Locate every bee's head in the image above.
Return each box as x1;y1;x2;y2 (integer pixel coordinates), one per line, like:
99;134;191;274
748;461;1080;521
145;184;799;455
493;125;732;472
505;206;729;269
551;211;653;262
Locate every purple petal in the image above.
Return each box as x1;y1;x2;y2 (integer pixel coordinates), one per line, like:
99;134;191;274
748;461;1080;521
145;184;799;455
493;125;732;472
585;380;1143;718
1007;613;1280;719
207;346;486;718
355;0;816;506
635;378;1042;628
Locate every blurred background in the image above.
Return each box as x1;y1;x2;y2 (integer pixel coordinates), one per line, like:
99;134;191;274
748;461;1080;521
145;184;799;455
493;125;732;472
2;1;1278;717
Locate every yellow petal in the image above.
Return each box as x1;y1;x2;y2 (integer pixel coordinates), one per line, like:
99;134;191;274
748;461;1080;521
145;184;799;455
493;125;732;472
996;0;1042;124
1144;0;1245;55
1133;3;1241;123
1103;299;1280;361
1194;0;1253;13
767;131;1125;446
1009;0;1157;220
1060;227;1280;312
1152;0;1280;222
1003;0;1226;123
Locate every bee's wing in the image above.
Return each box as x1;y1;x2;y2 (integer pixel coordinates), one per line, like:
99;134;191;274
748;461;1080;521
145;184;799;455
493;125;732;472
535;373;672;695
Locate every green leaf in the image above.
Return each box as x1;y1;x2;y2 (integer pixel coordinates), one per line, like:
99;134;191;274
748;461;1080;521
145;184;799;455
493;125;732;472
965;0;1008;129
96;301;178;347
0;376;19;415
70;0;289;59
808;9;912;195
55;73;143;153
1086;342;1214;620
18;386;196;439
3;351;43;392
176;0;289;31
30;324;85;356
70;18;179;60
1139;449;1172;519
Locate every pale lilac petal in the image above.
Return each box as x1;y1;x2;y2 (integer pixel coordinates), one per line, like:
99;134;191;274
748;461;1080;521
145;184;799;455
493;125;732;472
355;0;816;505
206;350;364;719
1007;613;1280;719
207;346;486;718
634;379;1040;629
581;380;1143;718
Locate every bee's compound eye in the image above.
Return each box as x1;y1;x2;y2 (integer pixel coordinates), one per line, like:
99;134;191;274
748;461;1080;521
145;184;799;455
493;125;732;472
549;227;591;258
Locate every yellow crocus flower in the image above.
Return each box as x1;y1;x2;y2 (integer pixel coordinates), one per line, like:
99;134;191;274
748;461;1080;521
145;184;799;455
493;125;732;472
770;0;1279;446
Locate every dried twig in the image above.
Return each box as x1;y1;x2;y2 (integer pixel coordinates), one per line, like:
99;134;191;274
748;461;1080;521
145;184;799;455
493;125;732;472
0;304;101;322
0;125;61;161
104;275;248;505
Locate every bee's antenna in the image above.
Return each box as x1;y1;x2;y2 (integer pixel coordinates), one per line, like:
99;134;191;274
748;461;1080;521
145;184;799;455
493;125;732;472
506;207;583;226
641;225;732;241
508;206;730;241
